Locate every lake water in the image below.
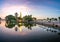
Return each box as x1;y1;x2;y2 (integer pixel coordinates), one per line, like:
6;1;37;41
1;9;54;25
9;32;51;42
0;21;60;42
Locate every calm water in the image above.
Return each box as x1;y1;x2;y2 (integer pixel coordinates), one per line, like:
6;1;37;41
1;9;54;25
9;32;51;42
0;21;60;42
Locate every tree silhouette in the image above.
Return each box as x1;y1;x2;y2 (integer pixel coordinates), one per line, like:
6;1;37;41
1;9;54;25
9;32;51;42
0;17;1;24
58;17;60;21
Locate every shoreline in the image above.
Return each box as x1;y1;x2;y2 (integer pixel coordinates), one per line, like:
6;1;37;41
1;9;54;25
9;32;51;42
36;21;60;28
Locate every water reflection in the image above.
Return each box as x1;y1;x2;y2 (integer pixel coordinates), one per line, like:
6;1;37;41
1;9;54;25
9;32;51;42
0;21;60;42
5;21;36;31
46;28;60;35
41;26;60;35
5;22;15;28
15;25;18;31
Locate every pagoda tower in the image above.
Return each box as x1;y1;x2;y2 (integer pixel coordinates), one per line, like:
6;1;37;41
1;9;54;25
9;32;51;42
20;12;22;18
18;12;22;23
15;12;18;24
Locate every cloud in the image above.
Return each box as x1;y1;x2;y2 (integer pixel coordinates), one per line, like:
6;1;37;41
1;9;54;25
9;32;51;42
0;4;32;19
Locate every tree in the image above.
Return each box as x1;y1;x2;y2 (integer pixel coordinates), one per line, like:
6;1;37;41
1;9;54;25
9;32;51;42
58;17;60;21
6;15;16;20
0;17;1;24
33;17;36;20
0;17;1;21
54;18;57;21
58;17;60;23
51;18;54;21
0;17;1;20
23;15;33;22
5;15;16;25
47;18;49;21
49;18;52;22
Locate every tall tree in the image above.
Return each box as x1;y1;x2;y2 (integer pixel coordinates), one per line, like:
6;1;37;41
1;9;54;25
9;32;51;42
58;17;60;20
58;17;60;22
0;17;1;20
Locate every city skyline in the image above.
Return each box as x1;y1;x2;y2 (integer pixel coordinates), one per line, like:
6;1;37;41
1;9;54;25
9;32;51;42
0;0;60;19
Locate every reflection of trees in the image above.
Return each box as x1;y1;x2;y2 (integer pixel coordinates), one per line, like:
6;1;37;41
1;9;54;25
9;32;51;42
58;33;60;35
5;15;16;28
15;26;18;31
46;28;60;35
5;15;36;30
5;22;16;28
5;20;36;30
24;22;36;30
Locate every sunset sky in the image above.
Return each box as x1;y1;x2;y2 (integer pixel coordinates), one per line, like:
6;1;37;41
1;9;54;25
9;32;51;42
0;0;60;19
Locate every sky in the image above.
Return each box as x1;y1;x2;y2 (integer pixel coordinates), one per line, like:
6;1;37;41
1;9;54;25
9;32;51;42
0;0;60;19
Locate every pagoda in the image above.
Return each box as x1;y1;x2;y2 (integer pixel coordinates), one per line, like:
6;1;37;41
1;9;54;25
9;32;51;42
18;12;23;23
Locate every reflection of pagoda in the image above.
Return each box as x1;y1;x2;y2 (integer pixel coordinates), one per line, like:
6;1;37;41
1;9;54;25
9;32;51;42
18;23;23;32
19;26;23;32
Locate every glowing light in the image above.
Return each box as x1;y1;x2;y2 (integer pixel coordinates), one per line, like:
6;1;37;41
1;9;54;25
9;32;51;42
1;5;31;17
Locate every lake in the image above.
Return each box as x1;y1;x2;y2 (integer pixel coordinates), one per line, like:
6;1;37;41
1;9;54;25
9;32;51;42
0;21;60;42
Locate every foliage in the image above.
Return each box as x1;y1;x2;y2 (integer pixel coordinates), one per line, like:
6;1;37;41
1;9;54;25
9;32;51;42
5;15;16;23
47;18;49;20
0;17;1;20
5;22;15;28
23;15;33;22
54;18;57;21
5;15;16;28
58;17;60;20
